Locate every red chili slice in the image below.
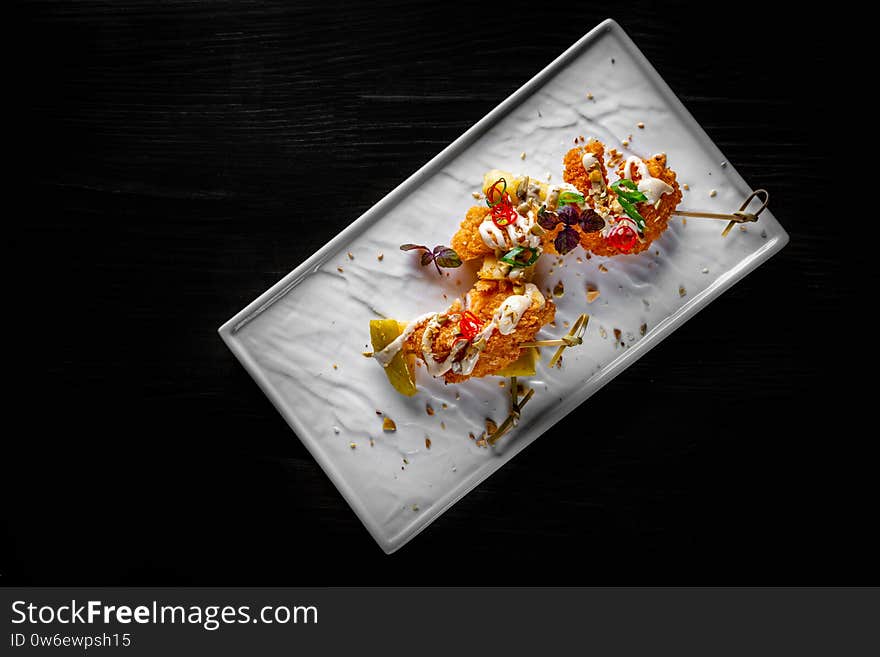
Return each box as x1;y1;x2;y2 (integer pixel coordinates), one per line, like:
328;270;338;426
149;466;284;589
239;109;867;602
459;311;483;341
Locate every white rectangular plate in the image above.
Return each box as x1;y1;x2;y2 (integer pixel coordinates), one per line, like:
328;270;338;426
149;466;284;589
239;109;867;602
219;19;788;553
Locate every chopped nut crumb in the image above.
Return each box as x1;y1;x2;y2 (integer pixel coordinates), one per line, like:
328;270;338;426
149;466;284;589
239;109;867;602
425;437;432;449
637;122;645;129
709;189;717;198
498;380;506;387
362;351;373;357
520;151;526;160
622;139;630;147
613;328;622;342
679;285;687;298
683;183;690;191
441;403;448;409
640;323;647;336
598;264;608;272
377;252;384;261
468;432;476;441
587;92;594;100
347;252;354;260
472;191;482;199
426;403;434;416
586;288;600;303
485;418;498;436
349;442;356;449
382;417;397;432
332;363;338;370
337;266;344;273
553;281;565;297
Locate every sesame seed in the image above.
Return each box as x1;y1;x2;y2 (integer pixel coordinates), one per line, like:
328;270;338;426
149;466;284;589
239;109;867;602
622;139;629;147
520;151;526;160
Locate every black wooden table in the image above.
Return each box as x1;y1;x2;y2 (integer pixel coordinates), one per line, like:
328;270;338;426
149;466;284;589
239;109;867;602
11;1;864;584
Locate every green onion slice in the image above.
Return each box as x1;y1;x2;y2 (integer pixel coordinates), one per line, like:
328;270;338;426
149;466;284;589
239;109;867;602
617;197;646;233
557;191;585;207
499;246;540;267
611;179;649;203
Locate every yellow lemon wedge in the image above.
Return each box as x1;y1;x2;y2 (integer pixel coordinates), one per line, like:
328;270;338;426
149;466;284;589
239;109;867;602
369;319;417;397
495;346;539;377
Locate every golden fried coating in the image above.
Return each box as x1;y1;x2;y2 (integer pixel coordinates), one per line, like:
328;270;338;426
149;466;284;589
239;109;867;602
402;279;555;383
451;204;558;262
563;148;682;256
450;206;494;261
562;141;609;196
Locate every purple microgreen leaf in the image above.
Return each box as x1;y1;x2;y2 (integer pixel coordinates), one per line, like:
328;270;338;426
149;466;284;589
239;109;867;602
557;205;581;225
433;247;462;269
579;208;605;233
400;243;428;252
420;251;434;267
537;209;560;230
554;226;580;255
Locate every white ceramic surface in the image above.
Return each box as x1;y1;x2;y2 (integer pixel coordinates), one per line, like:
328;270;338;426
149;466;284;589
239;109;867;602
219;19;788;553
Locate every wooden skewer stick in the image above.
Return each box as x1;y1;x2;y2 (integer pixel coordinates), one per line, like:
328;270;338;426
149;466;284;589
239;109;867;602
548;313;589;368
673;189;769;237
489;385;535;445
673;210;757;222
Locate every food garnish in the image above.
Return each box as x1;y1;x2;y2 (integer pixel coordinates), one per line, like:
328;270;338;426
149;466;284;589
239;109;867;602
370;319;417;397
499;246;539;267
485;177;519;227
399;243;462;275
458;311;483;342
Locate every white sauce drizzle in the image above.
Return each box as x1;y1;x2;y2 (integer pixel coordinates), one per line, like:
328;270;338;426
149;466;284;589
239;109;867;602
622;156;673;204
478;211;541;251
374;285;547;378
373;313;436;367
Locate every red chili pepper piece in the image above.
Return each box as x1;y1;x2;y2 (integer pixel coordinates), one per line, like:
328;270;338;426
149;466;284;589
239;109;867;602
607;220;639;252
459;311;483;341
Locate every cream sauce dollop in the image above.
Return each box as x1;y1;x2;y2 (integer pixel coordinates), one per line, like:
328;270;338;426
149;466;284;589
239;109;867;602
622;156;674;205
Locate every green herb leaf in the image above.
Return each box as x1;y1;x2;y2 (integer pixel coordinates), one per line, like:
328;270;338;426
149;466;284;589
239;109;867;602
617;196;646;232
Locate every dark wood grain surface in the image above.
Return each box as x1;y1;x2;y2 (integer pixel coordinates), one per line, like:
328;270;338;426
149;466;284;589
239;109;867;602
10;1;866;584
